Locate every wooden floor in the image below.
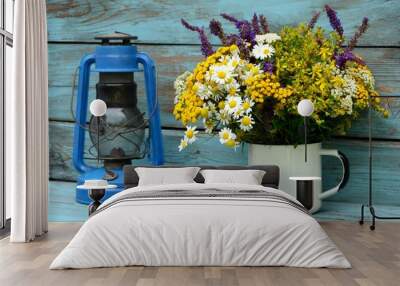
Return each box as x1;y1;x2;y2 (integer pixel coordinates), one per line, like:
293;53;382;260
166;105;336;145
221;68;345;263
0;222;399;286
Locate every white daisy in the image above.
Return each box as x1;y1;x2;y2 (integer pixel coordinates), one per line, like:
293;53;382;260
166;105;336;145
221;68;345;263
241;64;262;81
239;115;255;131
209;101;217;109
206;102;217;114
210;91;223;102
225;96;242;115
252;43;275;60
219;127;236;144
184;126;198;144
225;80;241;97
195;83;212;100
228;53;243;70
178;137;189;152
211;64;234;85
203;118;215;134
232;108;244;119
242;98;255;114
217;110;231;126
255;33;281;44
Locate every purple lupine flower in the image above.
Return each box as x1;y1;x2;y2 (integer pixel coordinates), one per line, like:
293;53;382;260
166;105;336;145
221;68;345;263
259;14;270;33
238;20;256;44
220;13;256;47
238;40;250;58
198;29;214;57
249;29;256;44
252;13;260;34
234;20;245;30
325;5;344;37
347;17;369;51
225;34;240;46
209;19;226;44
335;50;365;68
308;11;321;30
220;14;247;37
181;19;214;57
263;62;274;74
225;34;250;57
181;18;199;32
334;53;347;68
220;13;240;24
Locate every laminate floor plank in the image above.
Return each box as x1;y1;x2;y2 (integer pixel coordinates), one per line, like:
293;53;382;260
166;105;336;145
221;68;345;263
0;222;399;286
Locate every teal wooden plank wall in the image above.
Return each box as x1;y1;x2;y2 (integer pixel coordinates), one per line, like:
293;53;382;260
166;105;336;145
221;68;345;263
46;0;400;206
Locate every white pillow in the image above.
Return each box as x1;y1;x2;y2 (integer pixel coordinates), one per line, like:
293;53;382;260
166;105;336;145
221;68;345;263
200;169;266;185
135;167;200;186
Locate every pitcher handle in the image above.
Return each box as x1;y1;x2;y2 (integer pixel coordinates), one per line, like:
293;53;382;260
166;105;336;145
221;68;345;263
319;149;350;200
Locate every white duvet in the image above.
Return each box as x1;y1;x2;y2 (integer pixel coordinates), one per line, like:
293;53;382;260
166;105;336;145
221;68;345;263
50;183;350;269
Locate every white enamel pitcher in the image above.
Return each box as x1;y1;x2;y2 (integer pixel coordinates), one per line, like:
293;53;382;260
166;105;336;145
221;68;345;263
248;143;349;213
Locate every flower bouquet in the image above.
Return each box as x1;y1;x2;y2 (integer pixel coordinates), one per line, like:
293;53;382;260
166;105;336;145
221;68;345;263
173;5;386;151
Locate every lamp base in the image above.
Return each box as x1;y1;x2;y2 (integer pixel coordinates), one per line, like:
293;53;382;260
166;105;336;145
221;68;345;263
75;168;124;204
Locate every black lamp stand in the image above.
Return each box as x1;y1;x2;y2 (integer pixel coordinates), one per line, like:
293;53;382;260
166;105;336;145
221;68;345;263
359;95;400;230
304;117;308;162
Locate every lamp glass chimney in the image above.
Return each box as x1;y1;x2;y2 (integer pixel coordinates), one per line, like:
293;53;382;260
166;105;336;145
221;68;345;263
87;35;147;169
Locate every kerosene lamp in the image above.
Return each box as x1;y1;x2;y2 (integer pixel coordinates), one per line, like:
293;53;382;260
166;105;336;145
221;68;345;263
72;33;164;204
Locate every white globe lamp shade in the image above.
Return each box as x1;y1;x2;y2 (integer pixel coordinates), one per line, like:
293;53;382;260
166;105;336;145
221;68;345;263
297;99;314;117
90;99;107;117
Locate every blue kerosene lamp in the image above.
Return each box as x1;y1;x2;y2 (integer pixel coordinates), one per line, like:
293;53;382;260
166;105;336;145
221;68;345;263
72;33;164;204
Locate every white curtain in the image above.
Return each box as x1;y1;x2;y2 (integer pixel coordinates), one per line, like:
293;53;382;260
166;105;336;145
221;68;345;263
7;0;49;242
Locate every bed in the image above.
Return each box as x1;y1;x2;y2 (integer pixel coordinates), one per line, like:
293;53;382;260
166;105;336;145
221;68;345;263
50;165;350;269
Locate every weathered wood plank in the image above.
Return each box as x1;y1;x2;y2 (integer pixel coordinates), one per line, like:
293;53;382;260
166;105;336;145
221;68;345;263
49;45;400;95
48;44;400;138
49;86;179;128
48;44;200;88
49;121;248;181
355;48;400;96
46;0;400;213
48;181;400;222
347;98;400;139
322;140;400;206
48;43;201;127
46;0;400;46
49;119;400;206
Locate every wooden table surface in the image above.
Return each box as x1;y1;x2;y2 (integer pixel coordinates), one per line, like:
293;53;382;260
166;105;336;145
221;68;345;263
0;222;399;286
